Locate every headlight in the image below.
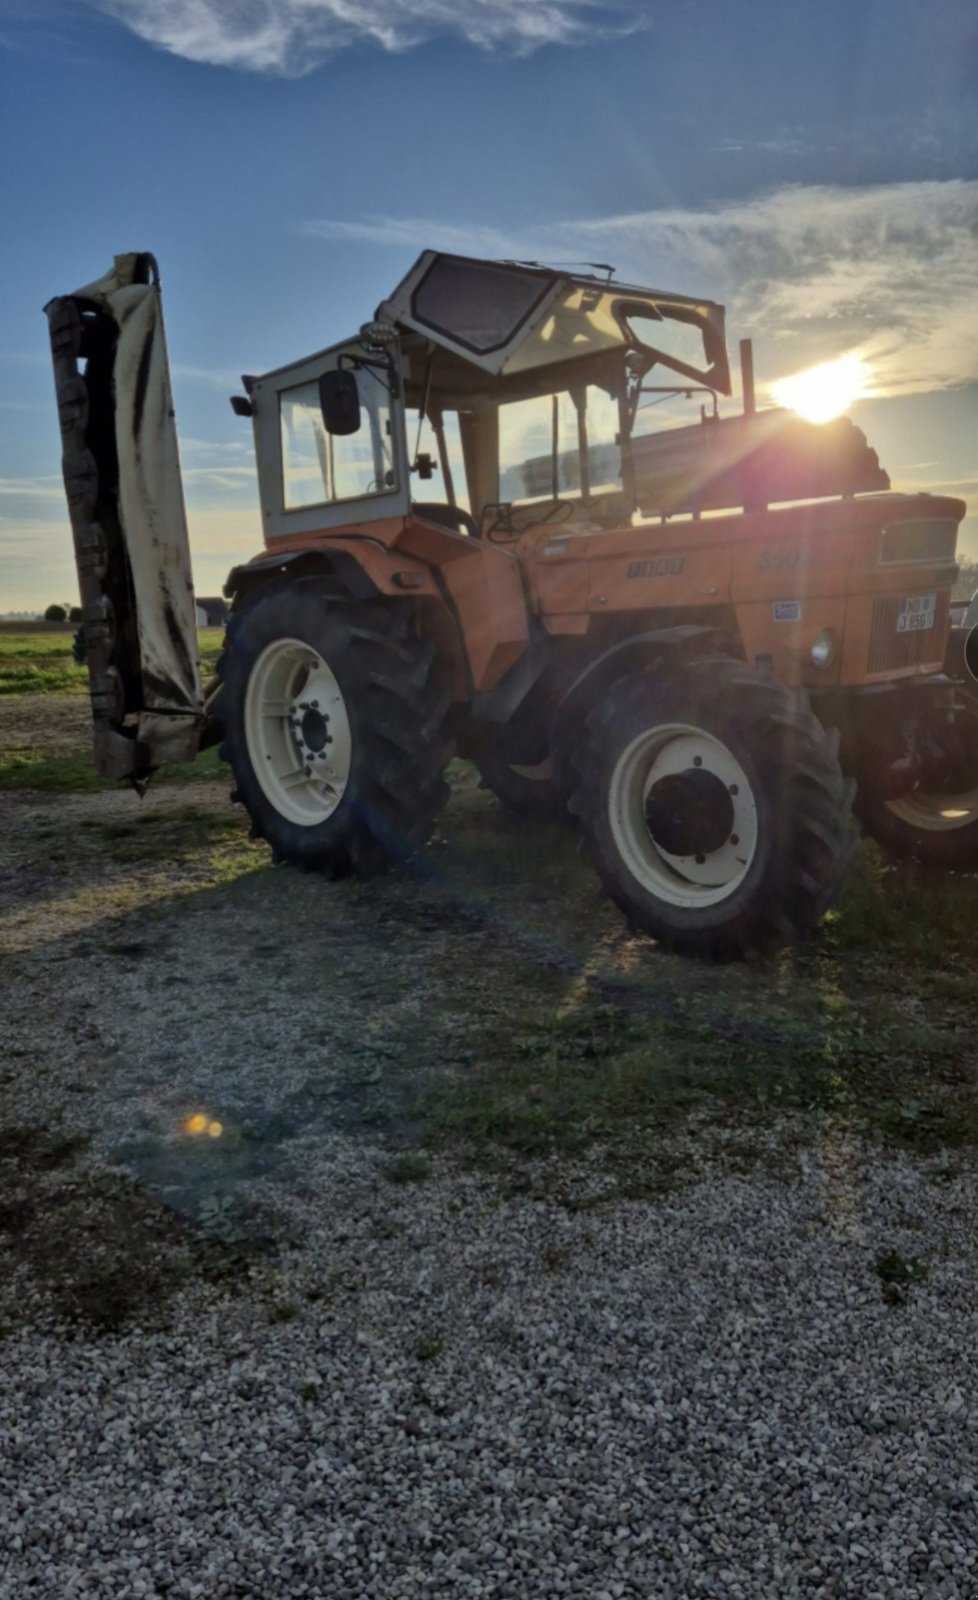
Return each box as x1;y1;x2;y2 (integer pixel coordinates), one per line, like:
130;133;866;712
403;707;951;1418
811;629;836;667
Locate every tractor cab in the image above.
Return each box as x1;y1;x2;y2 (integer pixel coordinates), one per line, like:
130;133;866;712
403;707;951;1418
246;250;889;557
243;251;733;548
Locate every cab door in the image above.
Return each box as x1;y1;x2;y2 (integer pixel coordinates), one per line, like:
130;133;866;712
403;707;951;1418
249;336;410;542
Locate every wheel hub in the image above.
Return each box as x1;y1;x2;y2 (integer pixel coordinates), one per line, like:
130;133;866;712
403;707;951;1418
644;767;736;858
296;701;330;756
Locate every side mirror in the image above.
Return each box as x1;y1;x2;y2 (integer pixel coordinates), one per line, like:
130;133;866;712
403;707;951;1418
319;369;361;436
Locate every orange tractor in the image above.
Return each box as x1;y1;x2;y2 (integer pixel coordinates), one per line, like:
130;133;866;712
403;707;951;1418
46;251;970;958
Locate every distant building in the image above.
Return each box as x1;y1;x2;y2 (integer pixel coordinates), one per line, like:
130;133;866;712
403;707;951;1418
195;597;229;628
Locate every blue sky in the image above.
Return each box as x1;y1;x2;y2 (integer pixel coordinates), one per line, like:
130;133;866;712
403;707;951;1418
1;0;976;608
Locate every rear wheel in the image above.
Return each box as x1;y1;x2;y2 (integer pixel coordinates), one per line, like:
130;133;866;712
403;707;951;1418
218;586;451;874
570;657;855;959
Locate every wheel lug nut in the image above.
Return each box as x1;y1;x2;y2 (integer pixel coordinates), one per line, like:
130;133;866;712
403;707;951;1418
729;783;739;795
730;834;739;846
693;756;703;767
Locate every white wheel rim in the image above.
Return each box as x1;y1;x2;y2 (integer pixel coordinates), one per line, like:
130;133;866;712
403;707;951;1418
885;787;978;833
243;638;352;826
608;724;759;909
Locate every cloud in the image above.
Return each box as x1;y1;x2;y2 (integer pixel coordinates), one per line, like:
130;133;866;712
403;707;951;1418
0;476;67;502
308;179;978;400
92;0;636;72
171;361;243;390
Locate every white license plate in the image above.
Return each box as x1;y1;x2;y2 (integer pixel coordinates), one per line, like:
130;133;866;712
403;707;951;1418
897;594;936;633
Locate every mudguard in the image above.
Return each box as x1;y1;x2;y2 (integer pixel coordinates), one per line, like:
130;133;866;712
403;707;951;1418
45;253;203;781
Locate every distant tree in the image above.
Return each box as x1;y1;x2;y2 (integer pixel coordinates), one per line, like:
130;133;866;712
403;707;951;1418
43;604;67;622
954;559;978;602
69;606;83;622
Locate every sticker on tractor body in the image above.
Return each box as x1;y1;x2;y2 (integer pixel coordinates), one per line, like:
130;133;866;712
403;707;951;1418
773;601;802;622
627;556;685;579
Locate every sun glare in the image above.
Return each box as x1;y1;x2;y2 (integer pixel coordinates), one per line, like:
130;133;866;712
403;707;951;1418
772;354;867;424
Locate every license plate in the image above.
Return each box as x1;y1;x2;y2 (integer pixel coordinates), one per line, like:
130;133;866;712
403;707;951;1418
897;594;936;633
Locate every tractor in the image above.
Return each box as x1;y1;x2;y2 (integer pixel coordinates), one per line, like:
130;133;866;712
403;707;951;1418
45;251;970;958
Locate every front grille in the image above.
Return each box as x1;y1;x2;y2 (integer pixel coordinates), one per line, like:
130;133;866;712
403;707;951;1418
867;591;949;674
879;519;957;565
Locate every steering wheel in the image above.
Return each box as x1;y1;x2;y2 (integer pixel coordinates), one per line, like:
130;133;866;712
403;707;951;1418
482;499;577;540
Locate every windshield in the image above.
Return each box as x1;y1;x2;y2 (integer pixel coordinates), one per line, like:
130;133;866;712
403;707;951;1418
498;384;622;507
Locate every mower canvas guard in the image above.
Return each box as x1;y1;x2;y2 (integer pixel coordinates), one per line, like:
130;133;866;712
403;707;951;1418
45;253;203;783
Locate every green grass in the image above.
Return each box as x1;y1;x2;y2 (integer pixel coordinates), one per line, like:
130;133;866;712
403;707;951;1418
413;836;978;1188
0;627;224;697
418;979;978;1190
77;801;260;870
0;629;88;697
0;742;229;793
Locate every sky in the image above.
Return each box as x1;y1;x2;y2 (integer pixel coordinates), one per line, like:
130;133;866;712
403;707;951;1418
0;0;976;610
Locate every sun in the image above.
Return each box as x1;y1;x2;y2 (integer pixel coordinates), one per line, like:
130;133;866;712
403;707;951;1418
772;354;867;424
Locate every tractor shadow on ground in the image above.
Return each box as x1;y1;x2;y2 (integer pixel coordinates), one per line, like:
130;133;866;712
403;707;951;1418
4;767;978;1299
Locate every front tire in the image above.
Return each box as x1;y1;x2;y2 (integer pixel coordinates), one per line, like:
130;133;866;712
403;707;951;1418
570;657;855;959
218;586;451;875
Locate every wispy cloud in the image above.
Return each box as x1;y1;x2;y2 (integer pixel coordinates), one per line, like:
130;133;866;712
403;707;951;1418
92;0;636;73
308;179;978;399
170;361;242;390
0;476;66;501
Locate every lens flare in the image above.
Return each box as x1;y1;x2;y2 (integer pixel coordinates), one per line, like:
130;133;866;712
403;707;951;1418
772;355;867;424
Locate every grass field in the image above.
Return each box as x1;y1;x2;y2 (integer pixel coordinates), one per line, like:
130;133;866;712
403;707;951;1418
0;626;225;699
0;628;226;790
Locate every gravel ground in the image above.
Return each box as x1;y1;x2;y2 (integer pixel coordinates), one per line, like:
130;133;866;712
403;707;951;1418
2;1143;978;1599
3;722;978;1598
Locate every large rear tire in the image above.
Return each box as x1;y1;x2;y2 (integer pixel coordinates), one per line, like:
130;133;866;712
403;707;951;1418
217;586;451;875
569;657;855;959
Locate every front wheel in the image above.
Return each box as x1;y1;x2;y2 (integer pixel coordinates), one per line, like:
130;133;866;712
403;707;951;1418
569;657;855;959
218;586;452;875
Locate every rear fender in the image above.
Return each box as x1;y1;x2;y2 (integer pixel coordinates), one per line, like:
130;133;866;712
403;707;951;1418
226;537;457;604
225;541;476;703
45;254;203;782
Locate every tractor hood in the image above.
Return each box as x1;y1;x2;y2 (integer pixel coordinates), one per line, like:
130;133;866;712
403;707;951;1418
376;252;731;395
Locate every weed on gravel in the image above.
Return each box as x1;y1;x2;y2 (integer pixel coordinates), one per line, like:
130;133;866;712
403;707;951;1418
0;1122;263;1335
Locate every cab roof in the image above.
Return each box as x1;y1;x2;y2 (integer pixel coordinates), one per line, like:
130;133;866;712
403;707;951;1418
376;251;731;396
